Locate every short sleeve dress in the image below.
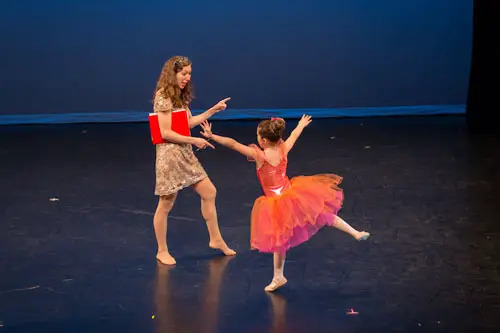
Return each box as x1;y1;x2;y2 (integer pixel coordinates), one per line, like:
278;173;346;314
154;93;207;196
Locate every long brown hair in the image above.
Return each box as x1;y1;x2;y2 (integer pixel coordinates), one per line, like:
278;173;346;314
154;56;193;108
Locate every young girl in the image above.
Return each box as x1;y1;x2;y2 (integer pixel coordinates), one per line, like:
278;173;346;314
200;115;370;291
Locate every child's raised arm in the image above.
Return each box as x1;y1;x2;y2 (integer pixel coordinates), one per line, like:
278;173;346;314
200;121;256;160
284;115;312;154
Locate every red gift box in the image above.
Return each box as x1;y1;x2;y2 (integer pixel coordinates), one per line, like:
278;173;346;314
149;109;191;145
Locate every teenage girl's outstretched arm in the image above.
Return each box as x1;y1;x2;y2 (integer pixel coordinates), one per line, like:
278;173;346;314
189;97;231;128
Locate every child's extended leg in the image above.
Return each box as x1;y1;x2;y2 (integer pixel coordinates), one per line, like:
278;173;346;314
332;215;370;240
265;252;288;292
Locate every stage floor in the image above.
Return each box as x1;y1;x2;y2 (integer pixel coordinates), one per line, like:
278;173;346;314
1;115;499;332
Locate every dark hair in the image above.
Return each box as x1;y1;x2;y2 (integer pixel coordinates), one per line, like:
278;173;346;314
154;56;193;108
257;118;286;143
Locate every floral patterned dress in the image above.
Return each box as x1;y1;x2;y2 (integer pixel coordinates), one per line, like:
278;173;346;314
154;93;207;196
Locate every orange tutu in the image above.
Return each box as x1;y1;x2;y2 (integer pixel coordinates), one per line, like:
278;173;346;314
250;173;343;253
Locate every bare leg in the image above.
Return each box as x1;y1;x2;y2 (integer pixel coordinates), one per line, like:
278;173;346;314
332;215;370;240
192;178;236;256
265;252;287;292
154;193;178;265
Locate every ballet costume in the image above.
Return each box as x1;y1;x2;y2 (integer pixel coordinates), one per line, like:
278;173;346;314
249;142;346;254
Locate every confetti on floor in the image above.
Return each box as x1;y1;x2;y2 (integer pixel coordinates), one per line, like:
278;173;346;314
346;308;359;315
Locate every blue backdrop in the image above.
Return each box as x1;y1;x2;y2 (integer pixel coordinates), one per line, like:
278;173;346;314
0;0;472;123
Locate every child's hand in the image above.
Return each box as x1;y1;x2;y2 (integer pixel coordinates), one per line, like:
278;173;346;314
200;120;213;139
298;114;312;128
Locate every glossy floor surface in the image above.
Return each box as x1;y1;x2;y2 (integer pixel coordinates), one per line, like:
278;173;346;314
1;116;499;332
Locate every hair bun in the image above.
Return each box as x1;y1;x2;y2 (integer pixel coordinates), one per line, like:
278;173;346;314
270;118;285;135
258;118;286;143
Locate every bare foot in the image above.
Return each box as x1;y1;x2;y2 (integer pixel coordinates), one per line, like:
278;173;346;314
156;250;176;265
265;276;288;292
209;239;236;256
355;231;370;241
